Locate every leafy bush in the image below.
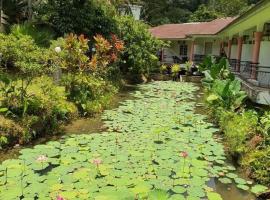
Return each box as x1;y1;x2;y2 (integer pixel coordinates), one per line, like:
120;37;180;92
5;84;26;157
171;64;180;79
242;147;270;185
0;116;25;148
160;65;167;74
10;23;56;47
37;0;117;38
61;73;118;116
0;33;48;72
0;75;78;146
90;34;124;76
116;16;166;75
50;33;123;77
49;34;90;72
219;110;258;154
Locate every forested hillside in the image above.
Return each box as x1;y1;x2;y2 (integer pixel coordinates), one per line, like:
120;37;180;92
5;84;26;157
121;0;261;26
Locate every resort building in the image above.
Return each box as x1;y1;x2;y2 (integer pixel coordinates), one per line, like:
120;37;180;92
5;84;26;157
150;0;270;105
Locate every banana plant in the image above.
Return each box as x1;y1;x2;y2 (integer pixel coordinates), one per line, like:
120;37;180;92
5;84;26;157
200;56;235;89
207;79;247;111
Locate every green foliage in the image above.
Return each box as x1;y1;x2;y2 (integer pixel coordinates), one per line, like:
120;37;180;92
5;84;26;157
141;0;200;25
160;64;167;74
2;0;27;25
116;16;165;75
171;64;180;78
201;56;235;88
206;79;247;111
10;23;55;47
242;147;270;185
0;81;262;199
36;0;117;38
200;55;269;186
0;8;8;32
189;4;222;22
49;34;90;72
258;111;270;146
219;110;258;154
0;115;25;148
189;0;256;22
61;73;117;116
208;0;250;17
0;33;48;74
0;75;78;146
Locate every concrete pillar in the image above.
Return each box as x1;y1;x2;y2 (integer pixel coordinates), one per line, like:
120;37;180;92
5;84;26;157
236;36;243;72
189;41;195;62
251;32;263;80
228;39;232;59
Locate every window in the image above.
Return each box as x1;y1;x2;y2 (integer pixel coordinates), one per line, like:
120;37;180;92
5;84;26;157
179;44;188;57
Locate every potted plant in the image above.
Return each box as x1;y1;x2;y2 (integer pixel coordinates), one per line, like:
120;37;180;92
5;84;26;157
171;64;180;81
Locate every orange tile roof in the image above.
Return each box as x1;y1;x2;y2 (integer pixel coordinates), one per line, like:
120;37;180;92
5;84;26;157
149;18;236;39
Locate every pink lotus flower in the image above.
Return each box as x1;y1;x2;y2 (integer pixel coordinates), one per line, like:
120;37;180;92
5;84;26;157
36;155;48;162
180;151;188;158
92;158;102;166
57;195;64;200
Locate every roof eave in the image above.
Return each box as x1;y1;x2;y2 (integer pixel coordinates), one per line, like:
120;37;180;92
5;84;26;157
217;0;268;34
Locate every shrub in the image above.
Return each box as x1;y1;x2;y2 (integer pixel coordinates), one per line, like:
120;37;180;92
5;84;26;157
10;23;56;47
36;0;117;38
171;64;180;79
61;73;118;116
27;76;78;120
50;33;123;77
160;65;167;74
90;34;124;76
242;147;270;185
116;16;166;75
0;75;78;146
0;115;26;148
0;33;48;72
49;34;90;73
219;110;258;155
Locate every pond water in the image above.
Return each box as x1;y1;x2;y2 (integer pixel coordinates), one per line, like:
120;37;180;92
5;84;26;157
0;81;265;200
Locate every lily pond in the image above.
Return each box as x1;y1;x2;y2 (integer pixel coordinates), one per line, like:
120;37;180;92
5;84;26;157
0;81;267;200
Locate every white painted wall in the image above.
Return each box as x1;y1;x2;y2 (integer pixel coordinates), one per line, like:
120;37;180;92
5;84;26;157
212;42;220;56
163;41;180;63
241;44;253;61
194;41;204;55
231;45;238;59
259;41;270;66
258;41;270;87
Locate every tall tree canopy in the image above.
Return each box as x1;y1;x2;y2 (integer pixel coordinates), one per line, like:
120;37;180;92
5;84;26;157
139;0;260;26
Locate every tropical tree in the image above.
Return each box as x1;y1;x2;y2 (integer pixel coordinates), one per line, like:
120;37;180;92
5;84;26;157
0;0;8;32
36;0;117;38
189;4;222;22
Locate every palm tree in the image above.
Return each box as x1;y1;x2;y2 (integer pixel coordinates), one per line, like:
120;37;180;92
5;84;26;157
0;0;9;32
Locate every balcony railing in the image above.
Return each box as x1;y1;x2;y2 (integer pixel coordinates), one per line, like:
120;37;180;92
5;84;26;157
228;59;238;72
239;61;253;80
229;60;270;88
193;54;205;64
